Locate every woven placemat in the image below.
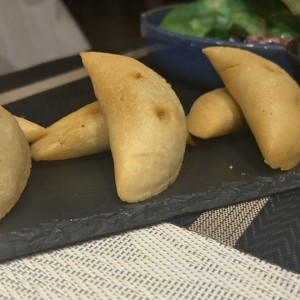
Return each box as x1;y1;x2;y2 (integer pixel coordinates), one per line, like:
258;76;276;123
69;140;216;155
236;188;300;273
0;223;299;300
189;197;269;246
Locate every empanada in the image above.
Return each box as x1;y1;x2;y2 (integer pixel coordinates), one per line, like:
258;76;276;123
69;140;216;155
15;116;47;143
186;88;247;139
31;101;109;161
203;47;300;170
81;52;186;202
0;106;31;219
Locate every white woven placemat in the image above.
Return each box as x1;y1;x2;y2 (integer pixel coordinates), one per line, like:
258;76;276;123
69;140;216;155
0;223;299;300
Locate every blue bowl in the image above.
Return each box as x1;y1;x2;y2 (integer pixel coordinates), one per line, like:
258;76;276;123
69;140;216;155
140;4;293;88
287;36;300;86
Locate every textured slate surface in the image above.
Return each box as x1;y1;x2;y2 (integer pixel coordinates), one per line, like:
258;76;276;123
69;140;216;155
235;188;300;273
1;57;300;262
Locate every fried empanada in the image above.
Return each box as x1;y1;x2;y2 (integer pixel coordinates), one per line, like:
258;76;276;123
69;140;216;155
31;101;109;161
14;116;47;143
0;106;31;220
81;52;186;202
203;47;300;170
186;88;247;139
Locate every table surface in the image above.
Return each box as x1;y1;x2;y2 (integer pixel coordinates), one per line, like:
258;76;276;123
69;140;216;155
0;50;300;300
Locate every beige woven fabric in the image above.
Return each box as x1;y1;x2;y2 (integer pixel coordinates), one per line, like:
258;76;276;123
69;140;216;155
0;223;299;300
189;198;269;246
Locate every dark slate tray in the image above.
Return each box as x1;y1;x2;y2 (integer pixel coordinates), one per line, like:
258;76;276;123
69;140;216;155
1;60;300;262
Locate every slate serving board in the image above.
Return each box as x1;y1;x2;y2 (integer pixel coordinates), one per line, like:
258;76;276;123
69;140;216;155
1;60;300;262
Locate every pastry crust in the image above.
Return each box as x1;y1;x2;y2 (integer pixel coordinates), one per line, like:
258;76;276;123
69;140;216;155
15;116;47;143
